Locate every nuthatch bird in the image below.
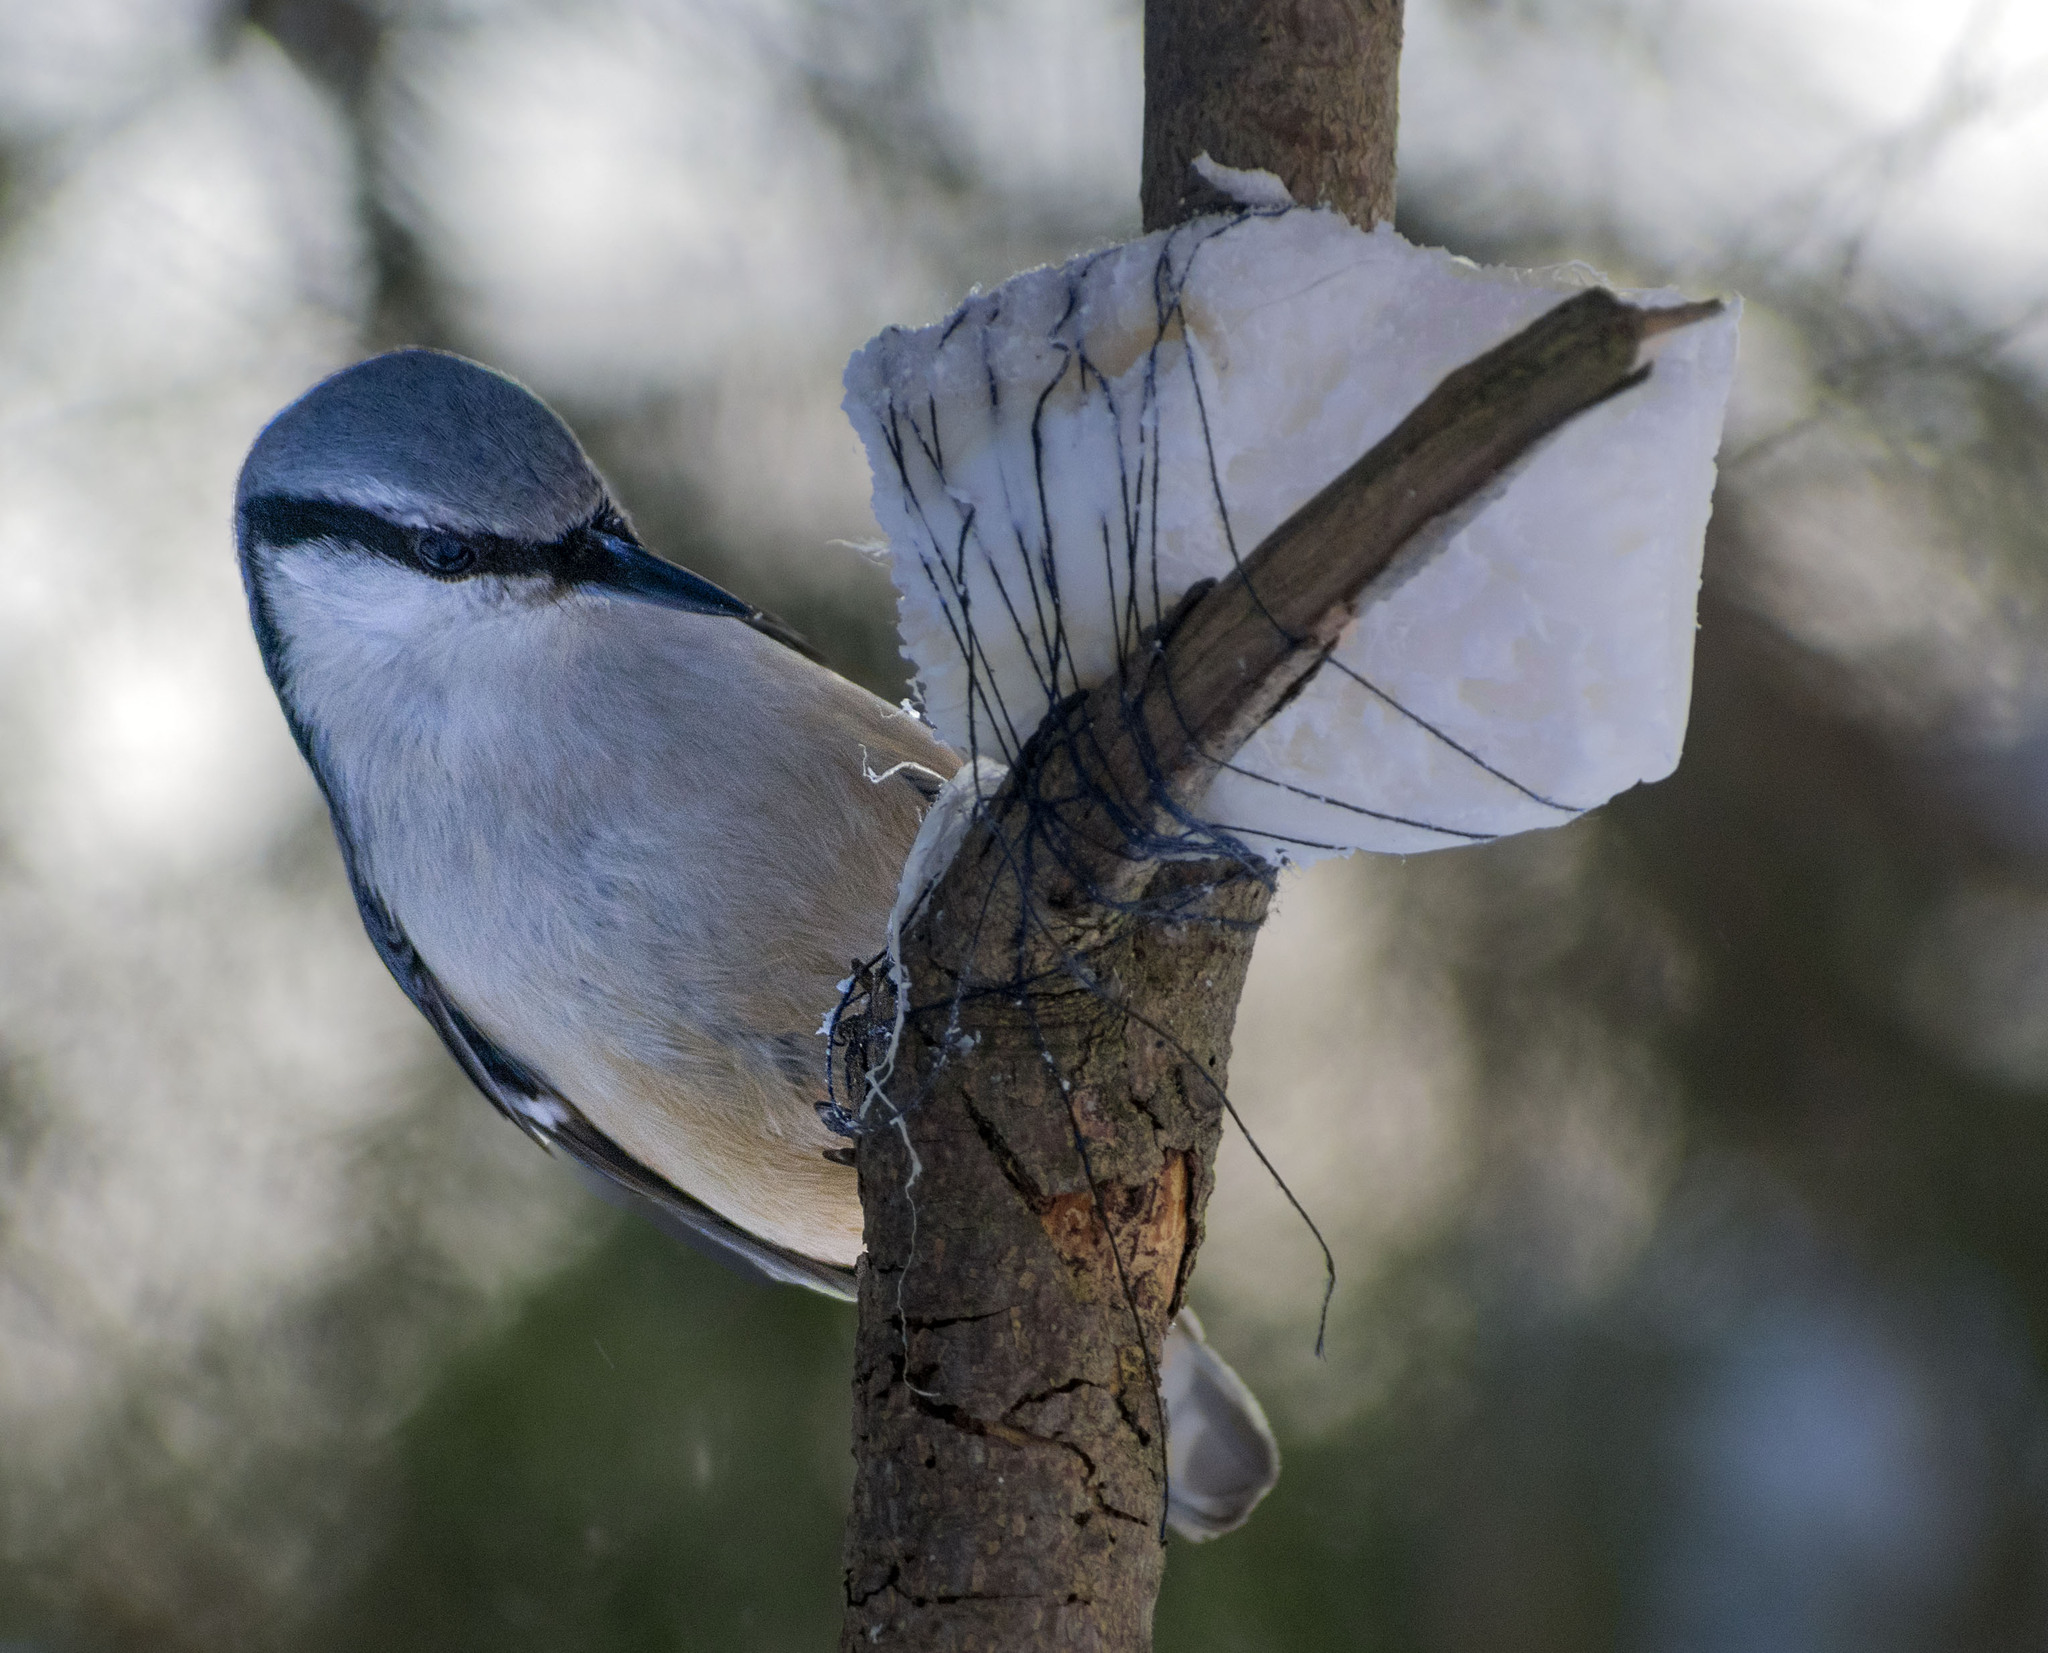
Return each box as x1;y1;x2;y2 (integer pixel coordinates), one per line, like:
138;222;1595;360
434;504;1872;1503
236;348;1277;1538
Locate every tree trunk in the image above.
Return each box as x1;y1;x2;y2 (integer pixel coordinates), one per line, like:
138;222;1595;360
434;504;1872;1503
1143;0;1403;230
841;856;1268;1649
838;7;1397;1648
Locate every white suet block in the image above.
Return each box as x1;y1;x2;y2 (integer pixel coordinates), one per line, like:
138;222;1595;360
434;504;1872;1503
843;209;1738;862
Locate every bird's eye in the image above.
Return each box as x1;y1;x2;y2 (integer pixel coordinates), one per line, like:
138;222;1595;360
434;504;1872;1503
416;532;475;575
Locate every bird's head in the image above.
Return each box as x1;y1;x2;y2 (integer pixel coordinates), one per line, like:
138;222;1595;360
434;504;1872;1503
236;349;756;669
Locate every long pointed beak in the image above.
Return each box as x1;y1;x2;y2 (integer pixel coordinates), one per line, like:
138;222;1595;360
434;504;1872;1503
584;531;754;620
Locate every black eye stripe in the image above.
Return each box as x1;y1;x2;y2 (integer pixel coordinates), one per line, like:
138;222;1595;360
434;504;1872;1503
240;495;634;584
241;495;413;563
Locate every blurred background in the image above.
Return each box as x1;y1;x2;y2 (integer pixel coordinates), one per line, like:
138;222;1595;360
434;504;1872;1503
1;0;2046;1647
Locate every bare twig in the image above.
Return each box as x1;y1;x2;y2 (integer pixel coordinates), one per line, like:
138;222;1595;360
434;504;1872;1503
1049;290;1726;902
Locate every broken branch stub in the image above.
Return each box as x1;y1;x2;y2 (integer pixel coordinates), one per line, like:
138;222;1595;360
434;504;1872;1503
1032;288;1726;905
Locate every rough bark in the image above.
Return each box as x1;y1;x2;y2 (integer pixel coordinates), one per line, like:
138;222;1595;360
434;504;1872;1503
1143;0;1404;230
841;858;1265;1650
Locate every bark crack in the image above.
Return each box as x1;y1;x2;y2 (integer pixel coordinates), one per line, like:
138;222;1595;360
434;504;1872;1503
901;1380;1152;1528
902;1307;1012;1333
959;1090;1046;1202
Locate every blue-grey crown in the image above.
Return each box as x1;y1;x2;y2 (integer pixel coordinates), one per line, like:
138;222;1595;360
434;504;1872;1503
237;348;606;544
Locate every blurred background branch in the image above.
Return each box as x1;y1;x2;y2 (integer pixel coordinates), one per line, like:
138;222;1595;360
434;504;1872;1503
1;2;2047;1649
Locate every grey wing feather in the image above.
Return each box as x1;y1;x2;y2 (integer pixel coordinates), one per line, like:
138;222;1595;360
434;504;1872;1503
347;867;856;1302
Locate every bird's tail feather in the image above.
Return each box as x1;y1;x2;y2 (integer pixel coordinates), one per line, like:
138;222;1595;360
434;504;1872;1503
1161;1309;1281;1541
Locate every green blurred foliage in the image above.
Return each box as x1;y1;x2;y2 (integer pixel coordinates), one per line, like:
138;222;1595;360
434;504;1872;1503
322;1223;854;1653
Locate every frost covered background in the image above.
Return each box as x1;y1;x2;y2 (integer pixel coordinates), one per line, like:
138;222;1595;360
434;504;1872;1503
2;1;2047;1648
